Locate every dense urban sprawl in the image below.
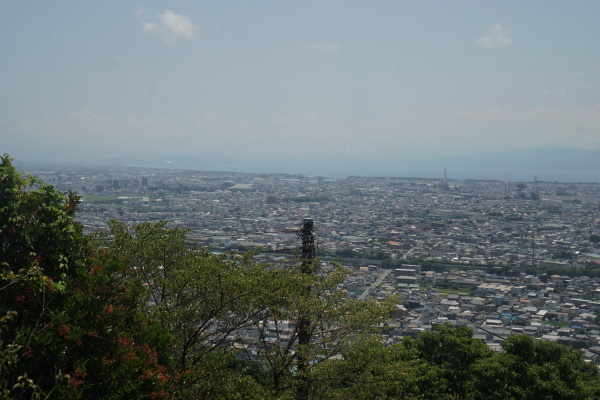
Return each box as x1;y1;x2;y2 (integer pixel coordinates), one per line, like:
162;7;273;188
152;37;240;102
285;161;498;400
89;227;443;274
30;163;600;364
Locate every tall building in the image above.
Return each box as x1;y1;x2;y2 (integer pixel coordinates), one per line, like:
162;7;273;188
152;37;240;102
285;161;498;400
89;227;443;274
440;168;450;191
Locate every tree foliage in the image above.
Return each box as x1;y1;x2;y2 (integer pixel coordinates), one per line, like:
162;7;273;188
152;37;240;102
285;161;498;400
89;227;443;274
107;220;276;398
106;220;394;399
0;155;173;399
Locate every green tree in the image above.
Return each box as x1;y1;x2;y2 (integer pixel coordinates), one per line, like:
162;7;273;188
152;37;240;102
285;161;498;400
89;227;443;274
107;220;273;398
406;324;494;398
0;154;86;397
313;326;600;400
0;155;173;399
496;335;600;399
310;338;423;399
244;259;395;399
467;355;520;399
107;220;395;399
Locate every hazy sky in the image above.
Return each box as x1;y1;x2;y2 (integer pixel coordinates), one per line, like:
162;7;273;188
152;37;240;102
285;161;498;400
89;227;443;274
2;1;600;163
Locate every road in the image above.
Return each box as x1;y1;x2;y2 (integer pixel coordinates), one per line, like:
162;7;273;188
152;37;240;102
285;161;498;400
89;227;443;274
358;269;392;300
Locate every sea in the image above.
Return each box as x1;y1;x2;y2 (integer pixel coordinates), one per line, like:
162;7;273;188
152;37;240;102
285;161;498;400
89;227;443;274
247;165;600;183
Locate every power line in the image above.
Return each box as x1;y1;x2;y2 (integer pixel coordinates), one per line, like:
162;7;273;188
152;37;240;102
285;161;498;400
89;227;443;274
473;323;508;342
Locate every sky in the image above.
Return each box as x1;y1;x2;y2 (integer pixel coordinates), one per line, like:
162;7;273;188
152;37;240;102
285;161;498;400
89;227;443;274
1;1;600;165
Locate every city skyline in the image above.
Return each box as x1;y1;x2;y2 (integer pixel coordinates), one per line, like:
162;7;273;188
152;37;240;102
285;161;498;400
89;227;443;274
2;1;600;165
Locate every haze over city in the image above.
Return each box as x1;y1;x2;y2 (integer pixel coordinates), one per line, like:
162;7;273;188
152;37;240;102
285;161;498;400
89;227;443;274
2;1;600;177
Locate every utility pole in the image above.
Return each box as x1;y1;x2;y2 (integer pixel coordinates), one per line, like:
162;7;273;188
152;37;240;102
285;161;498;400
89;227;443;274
297;218;315;400
301;218;315;264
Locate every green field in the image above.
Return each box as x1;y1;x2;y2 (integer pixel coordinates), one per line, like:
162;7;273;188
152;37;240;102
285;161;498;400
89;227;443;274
540;321;571;328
